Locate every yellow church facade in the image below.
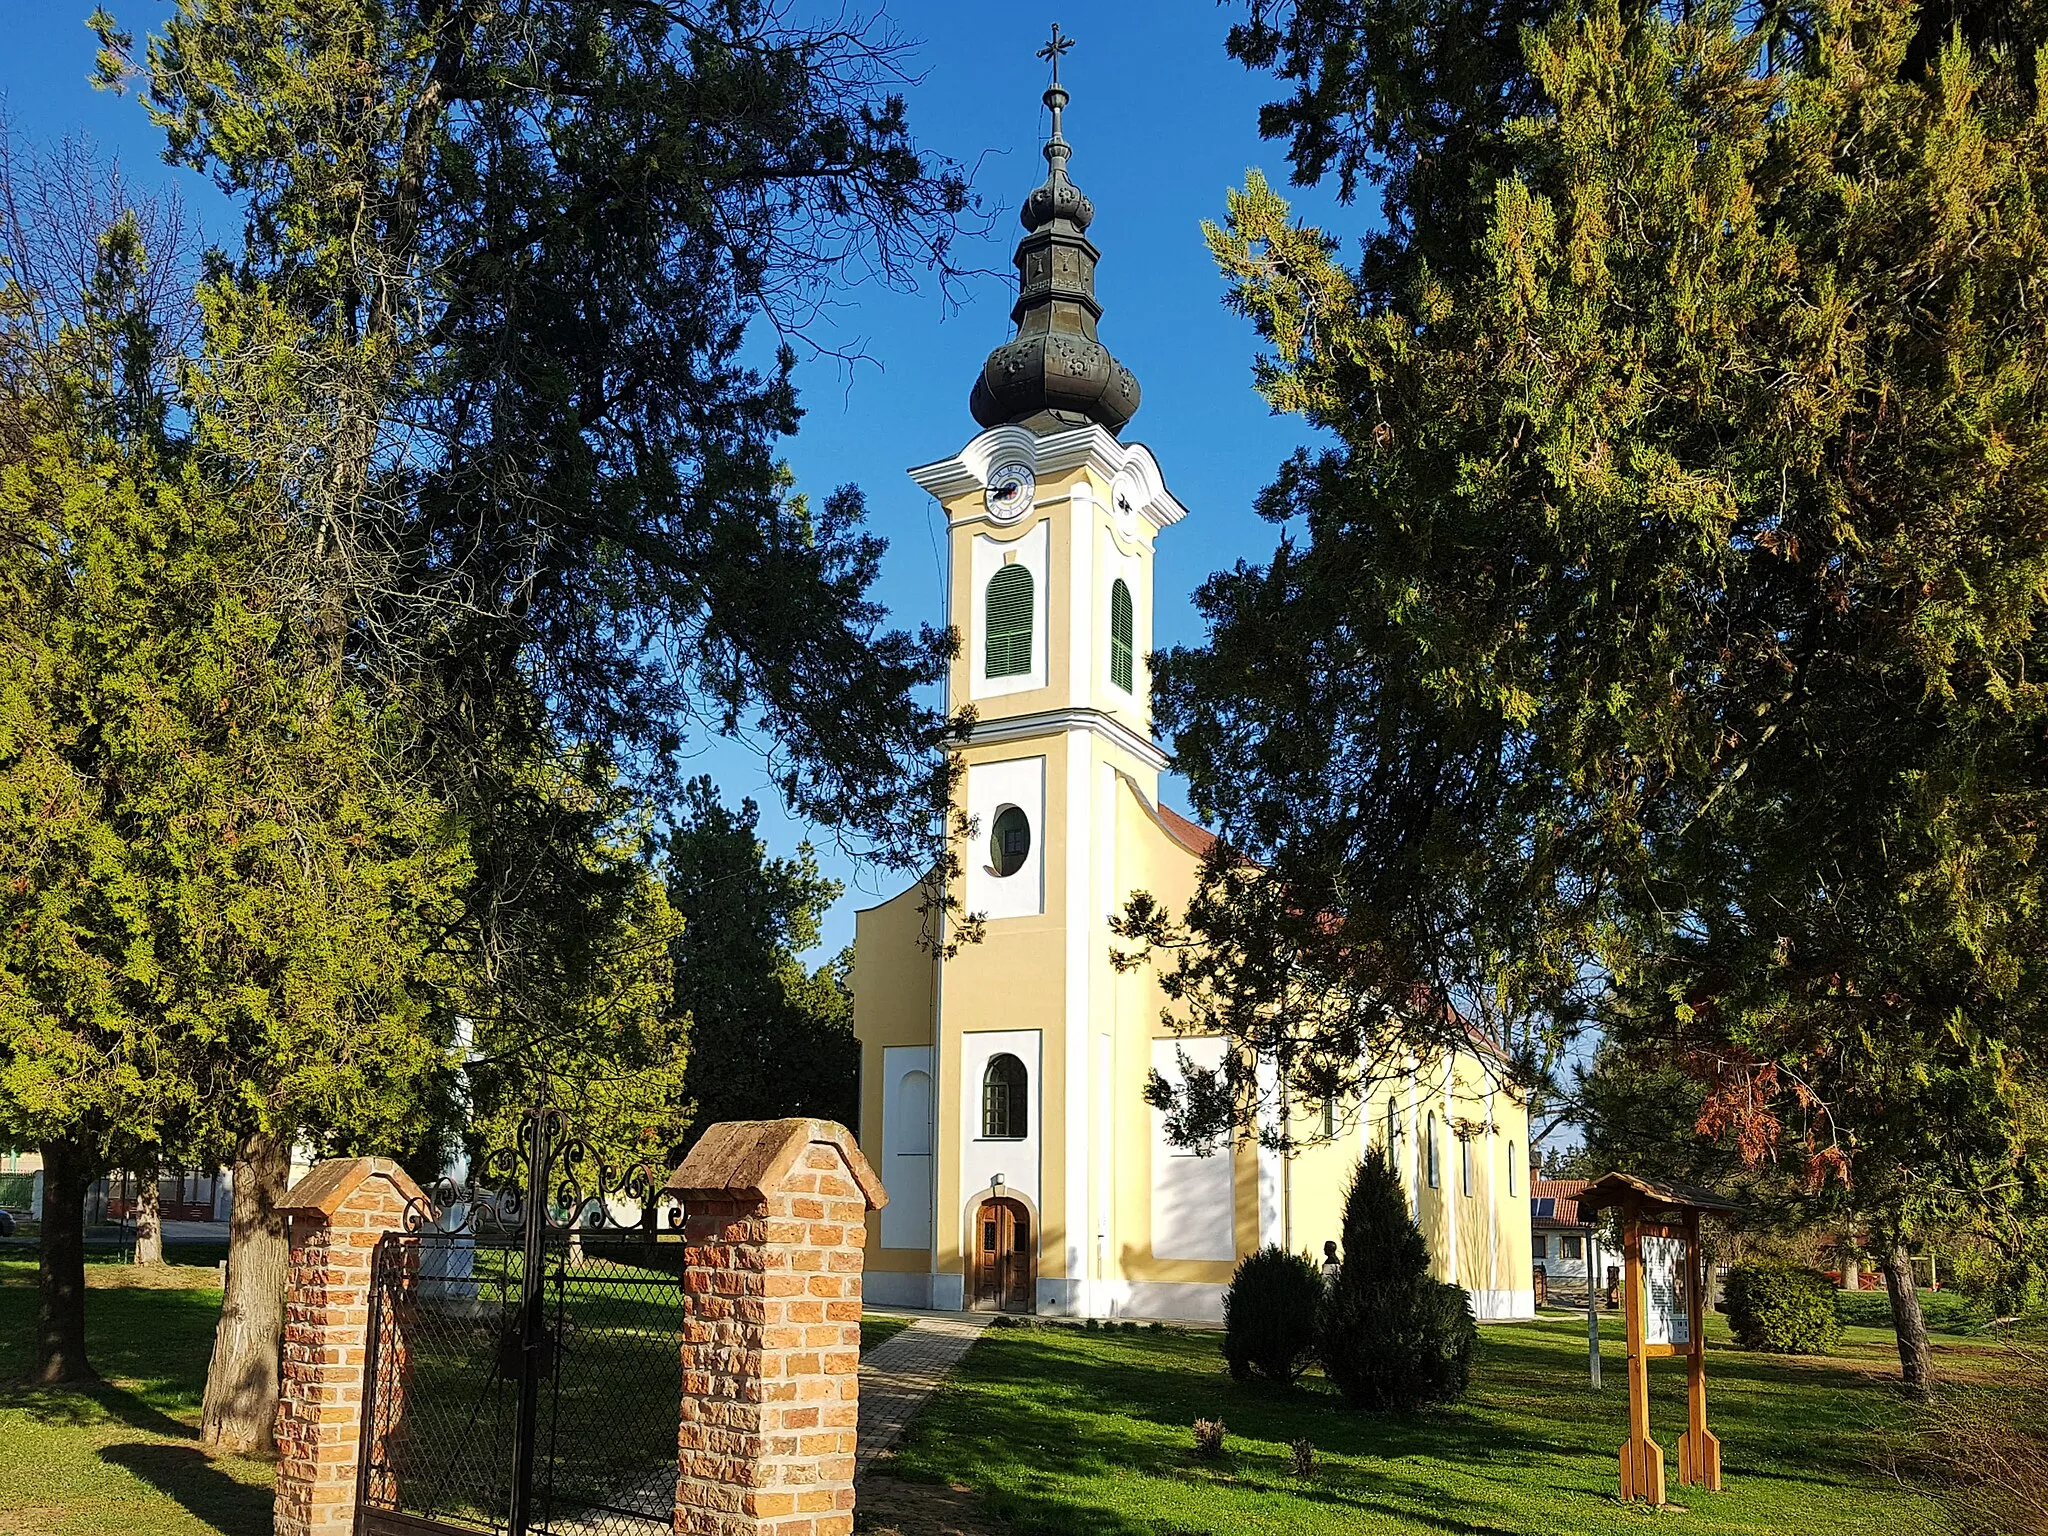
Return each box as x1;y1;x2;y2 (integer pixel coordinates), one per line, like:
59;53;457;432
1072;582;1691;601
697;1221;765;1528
850;65;1533;1323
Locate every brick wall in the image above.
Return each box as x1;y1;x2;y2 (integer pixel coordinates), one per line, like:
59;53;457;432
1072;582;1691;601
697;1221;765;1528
669;1120;886;1536
270;1124;884;1536
272;1158;425;1536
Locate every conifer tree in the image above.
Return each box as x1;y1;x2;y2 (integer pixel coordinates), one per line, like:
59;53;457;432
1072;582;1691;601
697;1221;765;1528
665;778;859;1143
1320;1151;1475;1412
80;0;979;1448
1129;0;2048;1393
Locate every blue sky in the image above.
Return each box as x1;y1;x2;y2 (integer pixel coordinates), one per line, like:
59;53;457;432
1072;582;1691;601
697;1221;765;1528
2;3;1367;955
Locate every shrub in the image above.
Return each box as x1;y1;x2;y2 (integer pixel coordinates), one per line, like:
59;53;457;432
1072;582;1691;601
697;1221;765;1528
1726;1263;1842;1354
1290;1438;1317;1479
1318;1151;1477;1411
1222;1243;1325;1383
1192;1418;1227;1459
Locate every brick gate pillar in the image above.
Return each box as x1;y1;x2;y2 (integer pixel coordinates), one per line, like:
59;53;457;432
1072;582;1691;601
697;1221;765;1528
273;1157;426;1536
667;1119;887;1536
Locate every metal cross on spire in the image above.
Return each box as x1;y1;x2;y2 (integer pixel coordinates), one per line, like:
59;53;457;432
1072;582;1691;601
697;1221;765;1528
1037;22;1074;85
1036;22;1075;173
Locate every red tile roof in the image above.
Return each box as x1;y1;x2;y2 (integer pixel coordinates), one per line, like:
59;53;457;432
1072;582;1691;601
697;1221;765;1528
1531;1178;1590;1228
1159;804;1218;857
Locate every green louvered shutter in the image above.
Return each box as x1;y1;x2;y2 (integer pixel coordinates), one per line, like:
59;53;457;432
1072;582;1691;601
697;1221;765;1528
986;564;1034;678
1109;578;1134;692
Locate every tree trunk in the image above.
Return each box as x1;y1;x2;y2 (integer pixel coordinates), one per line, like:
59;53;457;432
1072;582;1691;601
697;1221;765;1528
201;1130;290;1456
1881;1236;1932;1398
35;1138;97;1383
132;1174;164;1267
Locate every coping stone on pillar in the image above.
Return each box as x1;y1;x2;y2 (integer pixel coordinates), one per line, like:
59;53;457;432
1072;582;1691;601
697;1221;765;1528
665;1118;886;1211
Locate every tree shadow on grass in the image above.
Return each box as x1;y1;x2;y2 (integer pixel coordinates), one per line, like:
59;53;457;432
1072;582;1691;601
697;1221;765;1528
5;1378;198;1438
99;1442;273;1536
899;1321;1937;1536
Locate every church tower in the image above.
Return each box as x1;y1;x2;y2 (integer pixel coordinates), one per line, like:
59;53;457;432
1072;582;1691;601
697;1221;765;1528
852;32;1535;1323
871;35;1189;1315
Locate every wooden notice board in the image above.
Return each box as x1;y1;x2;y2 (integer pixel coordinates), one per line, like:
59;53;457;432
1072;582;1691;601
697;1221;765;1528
1579;1173;1738;1507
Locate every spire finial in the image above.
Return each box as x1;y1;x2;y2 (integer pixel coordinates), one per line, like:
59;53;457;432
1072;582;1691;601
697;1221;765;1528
1036;23;1075;175
1036;22;1074;86
967;19;1140;437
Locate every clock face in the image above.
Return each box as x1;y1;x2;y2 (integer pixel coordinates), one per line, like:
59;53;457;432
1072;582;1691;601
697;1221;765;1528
984;461;1036;521
1112;470;1143;540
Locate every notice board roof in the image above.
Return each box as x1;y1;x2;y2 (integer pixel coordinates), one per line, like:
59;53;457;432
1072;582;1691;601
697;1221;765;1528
1575;1171;1741;1221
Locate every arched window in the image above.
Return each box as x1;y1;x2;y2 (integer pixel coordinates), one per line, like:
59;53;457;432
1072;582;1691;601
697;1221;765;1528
896;1071;932;1156
1109;578;1134;692
1385;1098;1401;1154
1321;1097;1337;1138
1426;1112;1440;1188
986;564;1034;678
1508;1143;1518;1197
982;1054;1028;1140
1461;1135;1474;1197
989;805;1031;877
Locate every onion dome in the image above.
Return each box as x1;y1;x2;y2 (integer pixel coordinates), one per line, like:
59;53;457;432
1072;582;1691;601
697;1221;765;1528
969;52;1141;437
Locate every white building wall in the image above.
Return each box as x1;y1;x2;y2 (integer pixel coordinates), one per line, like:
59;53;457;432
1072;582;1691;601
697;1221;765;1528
963;757;1046;921
878;1046;935;1252
957;1028;1043;1240
1150;1036;1234;1262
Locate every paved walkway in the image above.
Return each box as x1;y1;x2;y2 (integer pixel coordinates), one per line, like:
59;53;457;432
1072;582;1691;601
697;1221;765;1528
856;1314;993;1479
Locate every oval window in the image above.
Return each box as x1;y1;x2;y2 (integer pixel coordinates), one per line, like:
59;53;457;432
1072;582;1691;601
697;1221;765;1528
989;805;1031;877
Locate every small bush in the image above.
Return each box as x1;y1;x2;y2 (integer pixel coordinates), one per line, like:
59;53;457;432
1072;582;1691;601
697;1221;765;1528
1148;1321;1164;1332
1192;1418;1227;1459
1223;1244;1325;1383
989;1314;1018;1330
1726;1263;1842;1354
1290;1438;1317;1479
1319;1152;1477;1411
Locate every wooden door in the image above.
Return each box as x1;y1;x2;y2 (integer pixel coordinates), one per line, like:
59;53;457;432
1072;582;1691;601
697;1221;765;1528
974;1199;1033;1312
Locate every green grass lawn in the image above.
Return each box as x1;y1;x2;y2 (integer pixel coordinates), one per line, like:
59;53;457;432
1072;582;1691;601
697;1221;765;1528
0;1249;935;1535
863;1314;915;1354
0;1253;1992;1536
886;1312;1969;1536
0;1256;274;1536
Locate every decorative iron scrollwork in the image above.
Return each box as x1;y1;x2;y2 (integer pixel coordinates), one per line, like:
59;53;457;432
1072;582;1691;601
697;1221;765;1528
402;1101;683;1237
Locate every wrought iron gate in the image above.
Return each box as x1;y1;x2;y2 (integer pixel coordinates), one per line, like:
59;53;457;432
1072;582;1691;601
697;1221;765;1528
356;1104;685;1536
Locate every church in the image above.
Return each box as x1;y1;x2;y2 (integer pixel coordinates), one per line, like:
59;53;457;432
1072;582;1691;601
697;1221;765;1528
851;56;1534;1324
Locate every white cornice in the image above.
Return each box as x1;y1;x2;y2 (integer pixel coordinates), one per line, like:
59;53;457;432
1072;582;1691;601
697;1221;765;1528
908;424;1190;531
963;706;1170;773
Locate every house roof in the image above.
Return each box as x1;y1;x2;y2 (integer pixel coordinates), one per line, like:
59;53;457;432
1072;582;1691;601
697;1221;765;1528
1530;1178;1591;1229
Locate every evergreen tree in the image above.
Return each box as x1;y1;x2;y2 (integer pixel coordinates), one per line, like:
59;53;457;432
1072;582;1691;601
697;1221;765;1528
81;0;979;1448
1222;1244;1324;1384
665;778;859;1142
0;141;470;1405
1319;1152;1475;1412
0;431;468;1387
1128;0;2048;1393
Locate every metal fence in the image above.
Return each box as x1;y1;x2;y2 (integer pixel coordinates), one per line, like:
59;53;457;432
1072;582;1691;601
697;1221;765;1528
359;1231;684;1536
